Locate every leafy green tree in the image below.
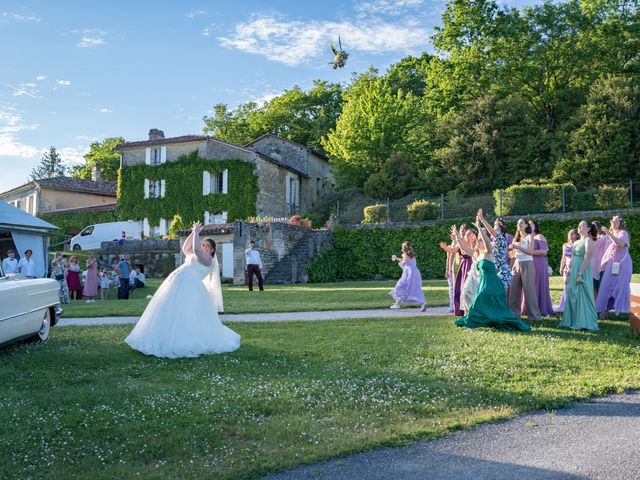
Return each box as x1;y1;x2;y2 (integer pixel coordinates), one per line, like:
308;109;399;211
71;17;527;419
363;154;415;200
385;53;434;97
168;214;186;239
204;81;343;151
552;74;640;188
30;146;65;180
69;137;124;182
322;71;425;188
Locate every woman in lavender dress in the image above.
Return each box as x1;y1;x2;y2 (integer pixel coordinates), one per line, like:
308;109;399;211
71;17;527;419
389;241;427;311
596;215;633;318
590;221;610;300
558;229;578;312
529;220;554;316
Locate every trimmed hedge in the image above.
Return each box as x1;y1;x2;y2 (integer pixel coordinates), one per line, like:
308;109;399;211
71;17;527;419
307;213;640;281
407;199;440;221
363;204;388;224
495;184;576;216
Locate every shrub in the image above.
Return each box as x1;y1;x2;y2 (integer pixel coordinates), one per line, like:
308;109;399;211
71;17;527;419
407;199;440;221
363;204;388;224
594;185;630;210
495;183;576;216
572;191;596;211
167;214;185;239
363;153;414;200
307;249;339;282
301;212;322;229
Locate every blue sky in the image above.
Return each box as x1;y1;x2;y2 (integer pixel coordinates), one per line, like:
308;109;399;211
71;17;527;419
0;0;540;193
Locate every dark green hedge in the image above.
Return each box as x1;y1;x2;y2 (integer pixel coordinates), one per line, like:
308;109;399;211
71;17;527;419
117;151;258;225
308;213;640;281
40;210;118;235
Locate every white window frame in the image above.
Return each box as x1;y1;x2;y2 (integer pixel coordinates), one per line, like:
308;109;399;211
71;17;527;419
202;169;229;196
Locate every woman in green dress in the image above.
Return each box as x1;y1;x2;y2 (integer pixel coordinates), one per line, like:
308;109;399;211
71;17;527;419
455;218;531;331
559;221;599;331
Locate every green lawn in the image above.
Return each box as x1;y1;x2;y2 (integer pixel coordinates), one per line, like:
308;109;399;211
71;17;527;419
58;275;640;318
1;316;639;479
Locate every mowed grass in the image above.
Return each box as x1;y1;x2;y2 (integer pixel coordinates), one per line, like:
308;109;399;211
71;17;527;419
58;275;640;318
1;316;639;479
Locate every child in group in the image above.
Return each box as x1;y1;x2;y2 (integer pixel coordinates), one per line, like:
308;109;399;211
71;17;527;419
99;267;111;301
389;241;427;312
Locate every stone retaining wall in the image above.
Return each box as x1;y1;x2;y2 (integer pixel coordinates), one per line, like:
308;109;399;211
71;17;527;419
100;239;180;277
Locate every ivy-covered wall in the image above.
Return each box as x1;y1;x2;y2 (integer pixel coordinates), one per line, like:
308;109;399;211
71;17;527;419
117;151;258;225
307;213;640;282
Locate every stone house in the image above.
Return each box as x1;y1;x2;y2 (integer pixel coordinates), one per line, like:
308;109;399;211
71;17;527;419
0;174;117;217
115;129;334;237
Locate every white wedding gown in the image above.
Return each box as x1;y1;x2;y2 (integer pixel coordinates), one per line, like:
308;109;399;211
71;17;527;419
124;254;240;358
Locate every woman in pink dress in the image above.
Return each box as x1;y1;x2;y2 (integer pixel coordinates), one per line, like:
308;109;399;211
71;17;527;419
590;221;610;300
83;251;99;302
67;255;83;300
596;215;633;318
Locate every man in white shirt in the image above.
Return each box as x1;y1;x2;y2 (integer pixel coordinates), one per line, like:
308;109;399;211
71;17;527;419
18;249;37;278
129;268;139;293
244;240;264;291
2;249;19;274
135;268;146;288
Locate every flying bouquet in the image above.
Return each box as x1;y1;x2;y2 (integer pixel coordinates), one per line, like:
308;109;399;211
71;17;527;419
329;36;349;69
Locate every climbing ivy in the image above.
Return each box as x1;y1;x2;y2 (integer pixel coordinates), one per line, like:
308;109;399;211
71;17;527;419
117;151;258;225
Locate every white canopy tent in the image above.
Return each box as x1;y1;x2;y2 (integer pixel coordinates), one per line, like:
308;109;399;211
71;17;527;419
0;200;59;278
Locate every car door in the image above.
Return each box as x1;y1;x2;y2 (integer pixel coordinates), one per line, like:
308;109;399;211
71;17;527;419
0;277;38;342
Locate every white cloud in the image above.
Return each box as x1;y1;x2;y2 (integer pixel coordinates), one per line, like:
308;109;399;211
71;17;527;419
355;0;424;15
252;90;283;106
187;10;207;18
0;12;41;23
99;108;113;113
202;27;212;37
78;36;107;47
59;145;89;165
0;135;40;158
219;15;429;65
35;74;47;81
56;80;71;86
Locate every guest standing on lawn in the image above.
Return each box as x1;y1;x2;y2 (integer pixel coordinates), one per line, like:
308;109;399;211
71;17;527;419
244;240;264;292
50;252;70;304
529;219;554;317
558;229;579;313
508;219;541;322
116;256;130;300
67;255;83;300
439;238;458;313
560;221;599;331
452;225;476;316
83;251;98;303
590;221;609;300
455;218;531;332
477;209;512;290
99;267;110;301
389;241;427;311
596;215;632;318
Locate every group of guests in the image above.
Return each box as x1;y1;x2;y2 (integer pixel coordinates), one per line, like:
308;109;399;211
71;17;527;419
49;252;146;304
2;249;38;277
388;211;633;333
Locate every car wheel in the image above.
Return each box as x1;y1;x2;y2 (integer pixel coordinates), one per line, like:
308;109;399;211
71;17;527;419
72;244;81;250
30;309;51;343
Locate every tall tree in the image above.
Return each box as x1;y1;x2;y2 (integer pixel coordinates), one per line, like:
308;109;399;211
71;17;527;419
552;74;640;187
322;71;425;189
70;137;124;181
30;146;65;180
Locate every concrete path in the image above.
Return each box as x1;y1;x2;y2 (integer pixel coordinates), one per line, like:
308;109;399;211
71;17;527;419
263;390;640;480
56;306;452;327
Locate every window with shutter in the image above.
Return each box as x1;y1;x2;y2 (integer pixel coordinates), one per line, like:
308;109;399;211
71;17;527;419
145;148;151;165
152;148;161;165
144;179;150;199
202;171;211;195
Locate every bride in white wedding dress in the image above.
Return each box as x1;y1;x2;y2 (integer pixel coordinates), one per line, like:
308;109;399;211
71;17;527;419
124;222;240;358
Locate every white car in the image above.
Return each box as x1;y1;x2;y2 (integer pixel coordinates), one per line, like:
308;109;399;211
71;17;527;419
70;221;142;250
0;265;62;346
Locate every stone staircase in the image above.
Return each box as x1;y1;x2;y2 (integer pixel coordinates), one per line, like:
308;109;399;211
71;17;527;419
265;230;332;284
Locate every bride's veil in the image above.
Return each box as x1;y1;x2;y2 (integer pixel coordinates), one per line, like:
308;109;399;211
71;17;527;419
203;256;224;312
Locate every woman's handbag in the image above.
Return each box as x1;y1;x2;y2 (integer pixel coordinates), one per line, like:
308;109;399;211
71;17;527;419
611;253;628;275
54;273;64;281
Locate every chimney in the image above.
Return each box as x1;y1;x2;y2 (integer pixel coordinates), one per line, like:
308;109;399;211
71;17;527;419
148;128;165;141
91;163;101;182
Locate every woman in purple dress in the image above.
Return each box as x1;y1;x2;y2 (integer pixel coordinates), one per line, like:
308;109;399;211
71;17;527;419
590;221;610;300
529;220;554;316
389;241;427;311
451;224;477;316
596;215;633;318
82;250;99;303
558;229;578;312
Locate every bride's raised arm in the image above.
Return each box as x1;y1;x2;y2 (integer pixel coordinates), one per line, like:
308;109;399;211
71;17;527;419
182;227;195;256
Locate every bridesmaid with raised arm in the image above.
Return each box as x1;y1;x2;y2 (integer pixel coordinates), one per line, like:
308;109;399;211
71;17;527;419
477;209;512;290
451;225;476;316
455;216;531;332
596;215;633;318
529;220;554;316
557;229;578;313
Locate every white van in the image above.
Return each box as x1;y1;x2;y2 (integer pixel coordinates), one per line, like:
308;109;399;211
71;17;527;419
70;221;142;250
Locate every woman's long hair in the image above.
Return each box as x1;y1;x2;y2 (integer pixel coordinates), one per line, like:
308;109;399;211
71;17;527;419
513;219;531;243
402;241;416;258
